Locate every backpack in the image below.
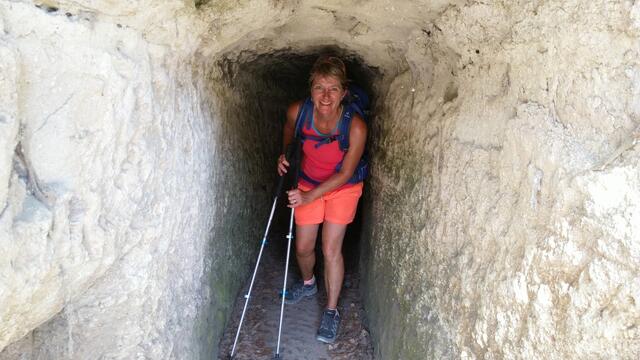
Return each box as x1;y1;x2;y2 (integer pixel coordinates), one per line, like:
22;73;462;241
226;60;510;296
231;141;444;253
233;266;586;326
293;84;370;185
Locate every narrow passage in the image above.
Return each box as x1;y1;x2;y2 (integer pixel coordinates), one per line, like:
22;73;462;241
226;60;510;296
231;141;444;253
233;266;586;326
217;216;374;360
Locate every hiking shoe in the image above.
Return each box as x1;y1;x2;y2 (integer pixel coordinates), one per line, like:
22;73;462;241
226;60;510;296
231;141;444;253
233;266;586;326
316;309;340;344
284;280;317;304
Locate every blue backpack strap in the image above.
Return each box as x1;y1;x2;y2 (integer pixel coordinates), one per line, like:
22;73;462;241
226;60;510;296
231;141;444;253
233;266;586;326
312;134;339;148
349;157;369;184
299;171;321;186
335;103;370;184
334;155;369;184
336;106;354;152
294;98;314;139
349;102;365;120
345;84;369;119
297;98;344;148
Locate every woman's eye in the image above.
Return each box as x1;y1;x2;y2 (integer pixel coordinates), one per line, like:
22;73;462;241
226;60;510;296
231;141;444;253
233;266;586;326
312;86;341;93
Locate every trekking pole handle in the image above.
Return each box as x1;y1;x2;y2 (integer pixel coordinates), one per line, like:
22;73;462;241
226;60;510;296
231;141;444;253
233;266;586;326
290;140;301;188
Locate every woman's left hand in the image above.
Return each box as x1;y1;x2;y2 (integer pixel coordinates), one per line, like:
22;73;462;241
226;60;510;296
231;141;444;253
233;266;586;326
287;188;312;208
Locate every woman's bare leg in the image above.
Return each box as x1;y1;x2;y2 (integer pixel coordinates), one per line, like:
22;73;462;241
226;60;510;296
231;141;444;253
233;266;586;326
295;224;319;281
321;222;347;309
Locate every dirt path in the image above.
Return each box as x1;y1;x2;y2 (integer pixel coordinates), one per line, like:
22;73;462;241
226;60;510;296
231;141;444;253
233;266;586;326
217;229;374;360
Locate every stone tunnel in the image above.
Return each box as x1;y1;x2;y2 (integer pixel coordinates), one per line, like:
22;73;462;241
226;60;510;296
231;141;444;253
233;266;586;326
1;1;639;359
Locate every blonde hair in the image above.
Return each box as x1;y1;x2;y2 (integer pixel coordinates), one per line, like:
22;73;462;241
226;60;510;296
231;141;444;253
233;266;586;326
309;56;348;89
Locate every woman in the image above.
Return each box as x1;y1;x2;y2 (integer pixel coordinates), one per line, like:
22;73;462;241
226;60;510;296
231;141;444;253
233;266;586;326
277;55;367;344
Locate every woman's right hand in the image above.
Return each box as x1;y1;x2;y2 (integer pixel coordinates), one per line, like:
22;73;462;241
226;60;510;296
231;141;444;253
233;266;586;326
277;154;290;176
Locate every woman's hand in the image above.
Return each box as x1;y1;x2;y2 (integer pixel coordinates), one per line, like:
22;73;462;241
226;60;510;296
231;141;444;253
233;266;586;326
277;154;289;176
287;188;313;208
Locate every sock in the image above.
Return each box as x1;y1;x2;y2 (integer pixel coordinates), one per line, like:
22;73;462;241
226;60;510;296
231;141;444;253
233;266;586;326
326;308;339;316
303;275;315;286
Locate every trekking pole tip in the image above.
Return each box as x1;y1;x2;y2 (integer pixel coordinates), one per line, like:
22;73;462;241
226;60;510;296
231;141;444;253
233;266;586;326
273;354;281;359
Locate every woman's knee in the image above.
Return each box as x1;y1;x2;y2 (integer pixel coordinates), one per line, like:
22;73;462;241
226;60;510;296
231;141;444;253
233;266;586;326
295;237;316;256
321;222;346;260
296;242;315;257
295;224;318;256
322;242;343;260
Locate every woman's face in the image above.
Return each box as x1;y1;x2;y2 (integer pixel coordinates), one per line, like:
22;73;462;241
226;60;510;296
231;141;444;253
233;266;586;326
310;75;346;118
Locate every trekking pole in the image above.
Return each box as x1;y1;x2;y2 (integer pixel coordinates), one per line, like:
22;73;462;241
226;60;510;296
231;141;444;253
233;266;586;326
274;139;301;359
229;144;296;359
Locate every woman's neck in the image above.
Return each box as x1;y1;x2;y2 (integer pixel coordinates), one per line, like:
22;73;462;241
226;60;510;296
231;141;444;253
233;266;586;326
314;106;342;124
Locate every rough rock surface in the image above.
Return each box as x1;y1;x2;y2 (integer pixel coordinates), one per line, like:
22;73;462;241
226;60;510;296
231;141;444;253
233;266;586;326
360;1;640;359
1;0;639;359
1;1;274;357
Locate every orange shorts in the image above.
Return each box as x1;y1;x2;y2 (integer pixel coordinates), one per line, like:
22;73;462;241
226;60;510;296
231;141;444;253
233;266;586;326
295;182;364;225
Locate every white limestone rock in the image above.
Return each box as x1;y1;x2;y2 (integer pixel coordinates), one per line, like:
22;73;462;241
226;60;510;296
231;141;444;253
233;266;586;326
1;0;639;359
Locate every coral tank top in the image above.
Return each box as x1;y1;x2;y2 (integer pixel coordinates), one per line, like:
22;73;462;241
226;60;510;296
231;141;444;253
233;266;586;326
299;110;353;190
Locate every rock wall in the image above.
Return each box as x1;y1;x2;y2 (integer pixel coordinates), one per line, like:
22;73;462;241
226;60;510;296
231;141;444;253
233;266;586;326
0;1;279;358
361;1;640;359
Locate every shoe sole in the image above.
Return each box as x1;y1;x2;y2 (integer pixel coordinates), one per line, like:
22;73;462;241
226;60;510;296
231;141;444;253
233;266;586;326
284;287;318;304
316;334;336;344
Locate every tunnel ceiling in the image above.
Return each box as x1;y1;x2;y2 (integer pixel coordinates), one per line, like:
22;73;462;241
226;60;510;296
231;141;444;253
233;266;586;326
192;0;464;76
26;0;464;80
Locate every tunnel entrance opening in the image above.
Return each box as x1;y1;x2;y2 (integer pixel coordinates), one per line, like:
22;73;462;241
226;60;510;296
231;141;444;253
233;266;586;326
209;46;381;357
212;46;380;274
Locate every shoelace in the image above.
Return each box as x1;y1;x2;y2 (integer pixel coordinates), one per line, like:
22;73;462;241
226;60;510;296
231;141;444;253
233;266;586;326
284;282;307;298
292;286;304;297
319;311;338;332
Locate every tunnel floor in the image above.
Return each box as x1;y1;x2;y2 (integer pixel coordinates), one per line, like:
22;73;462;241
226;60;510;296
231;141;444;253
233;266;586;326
217;224;373;359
